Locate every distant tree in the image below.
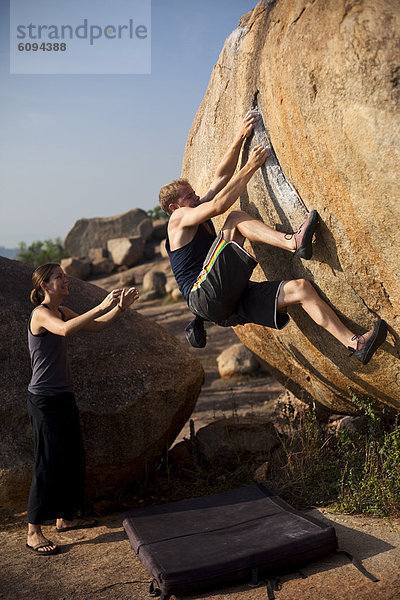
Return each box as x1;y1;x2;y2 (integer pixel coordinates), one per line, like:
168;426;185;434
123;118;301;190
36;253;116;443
16;238;69;266
147;206;169;221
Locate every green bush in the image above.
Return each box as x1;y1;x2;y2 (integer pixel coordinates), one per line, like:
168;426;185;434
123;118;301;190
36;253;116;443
272;393;400;517
147;206;169;221
16;238;69;266
334;393;400;516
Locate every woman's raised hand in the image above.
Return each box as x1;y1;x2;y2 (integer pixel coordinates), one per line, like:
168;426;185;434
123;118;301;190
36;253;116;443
119;287;140;311
99;289;122;312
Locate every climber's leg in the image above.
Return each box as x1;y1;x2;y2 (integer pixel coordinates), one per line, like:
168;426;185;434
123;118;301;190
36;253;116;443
277;279;353;346
220;210;294;249
220;209;319;259
277;279;387;364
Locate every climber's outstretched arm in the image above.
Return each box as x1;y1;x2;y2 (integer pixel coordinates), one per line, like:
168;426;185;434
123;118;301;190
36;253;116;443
200;111;259;203
175;145;269;228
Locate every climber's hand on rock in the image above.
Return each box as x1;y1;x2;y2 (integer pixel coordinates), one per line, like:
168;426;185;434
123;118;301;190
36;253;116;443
239;110;260;139
248;144;269;168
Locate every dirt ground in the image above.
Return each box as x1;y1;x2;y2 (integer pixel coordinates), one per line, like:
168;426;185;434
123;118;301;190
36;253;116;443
1;509;399;600
1;299;399;600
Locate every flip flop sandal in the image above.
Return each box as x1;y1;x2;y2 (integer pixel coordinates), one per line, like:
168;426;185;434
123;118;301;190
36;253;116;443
26;541;59;555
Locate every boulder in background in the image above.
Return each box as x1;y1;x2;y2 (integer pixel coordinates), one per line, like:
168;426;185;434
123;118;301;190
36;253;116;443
64;209;153;258
61;257;92;280
107;236;145;267
217;343;260;378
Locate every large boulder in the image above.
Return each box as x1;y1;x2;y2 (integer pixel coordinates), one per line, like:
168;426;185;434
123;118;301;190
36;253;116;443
0;257;204;510
64;208;153;258
107;236;145;267
182;0;400;412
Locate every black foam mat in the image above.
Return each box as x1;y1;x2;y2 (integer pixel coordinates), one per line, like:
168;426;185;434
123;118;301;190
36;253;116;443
122;483;338;598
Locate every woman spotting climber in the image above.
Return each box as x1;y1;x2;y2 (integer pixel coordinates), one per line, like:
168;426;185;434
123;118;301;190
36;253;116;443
26;263;139;556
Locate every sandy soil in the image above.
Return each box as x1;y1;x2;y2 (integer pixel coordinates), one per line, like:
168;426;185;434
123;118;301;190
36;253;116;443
1;298;399;600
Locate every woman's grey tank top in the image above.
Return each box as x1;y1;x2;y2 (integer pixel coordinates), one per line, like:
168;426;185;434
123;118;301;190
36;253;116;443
28;304;73;395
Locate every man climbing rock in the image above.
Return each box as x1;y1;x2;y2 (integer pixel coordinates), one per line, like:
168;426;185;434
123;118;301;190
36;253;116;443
159;112;387;364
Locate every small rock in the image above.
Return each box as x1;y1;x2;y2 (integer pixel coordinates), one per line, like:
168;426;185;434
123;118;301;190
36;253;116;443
165;278;177;294
254;461;270;482
107;236;145;267
91;258;115;276
139;290;161;302
143;243;155;261
276;392;309;420
217;343;259;378
142;270;167;296
118;271;136;287
61;257;92;280
151;219;168;240
171;288;182;301
196;417;279;466
88;247;108;262
160;239;169;259
336;416;367;434
168;441;193;470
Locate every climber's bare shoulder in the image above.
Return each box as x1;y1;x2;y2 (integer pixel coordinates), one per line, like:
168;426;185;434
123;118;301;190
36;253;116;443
168;208;204;251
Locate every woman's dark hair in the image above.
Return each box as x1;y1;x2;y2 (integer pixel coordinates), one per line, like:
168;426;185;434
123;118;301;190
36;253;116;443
30;263;60;305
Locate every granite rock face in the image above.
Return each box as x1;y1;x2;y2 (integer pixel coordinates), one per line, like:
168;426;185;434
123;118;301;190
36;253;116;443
0;257;204;510
64;208;153;258
182;0;400;412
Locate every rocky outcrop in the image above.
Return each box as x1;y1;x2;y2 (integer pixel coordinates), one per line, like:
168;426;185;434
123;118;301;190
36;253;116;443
182;0;400;412
64;209;153;258
0;257;204;510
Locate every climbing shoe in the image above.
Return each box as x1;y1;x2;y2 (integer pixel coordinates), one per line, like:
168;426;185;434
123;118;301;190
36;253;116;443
348;319;387;365
293;210;319;260
185;316;207;348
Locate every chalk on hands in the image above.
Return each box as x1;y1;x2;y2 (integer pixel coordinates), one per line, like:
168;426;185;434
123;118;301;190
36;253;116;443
245;109;260;119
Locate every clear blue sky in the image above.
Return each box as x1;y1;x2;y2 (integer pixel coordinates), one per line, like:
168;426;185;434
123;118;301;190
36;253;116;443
0;0;256;248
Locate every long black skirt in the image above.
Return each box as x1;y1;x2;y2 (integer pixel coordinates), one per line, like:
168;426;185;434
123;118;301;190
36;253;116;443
27;391;86;524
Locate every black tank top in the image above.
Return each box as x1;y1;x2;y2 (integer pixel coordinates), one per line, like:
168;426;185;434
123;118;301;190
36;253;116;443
167;220;216;302
28;304;73;395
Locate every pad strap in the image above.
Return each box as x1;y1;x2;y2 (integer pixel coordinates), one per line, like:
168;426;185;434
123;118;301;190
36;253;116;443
338;549;379;582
